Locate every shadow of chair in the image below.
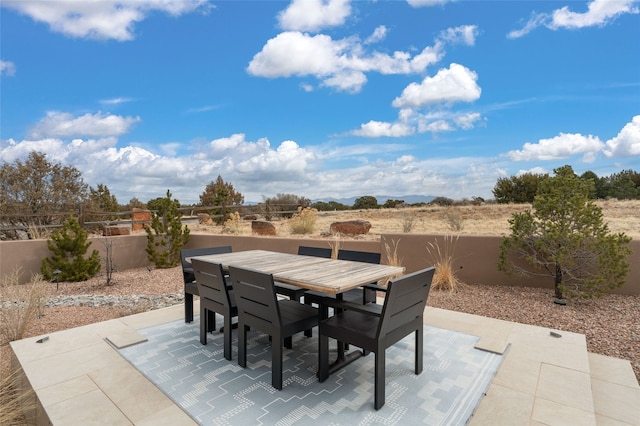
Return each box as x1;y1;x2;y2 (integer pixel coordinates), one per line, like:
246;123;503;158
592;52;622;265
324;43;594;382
191;258;238;360
274;245;332;302
318;267;435;410
229;265;318;390
180;246;232;328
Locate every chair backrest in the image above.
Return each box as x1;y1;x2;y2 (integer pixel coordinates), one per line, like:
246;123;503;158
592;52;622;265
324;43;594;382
298;245;332;258
377;267;435;339
191;259;233;309
229;266;281;332
337;249;381;264
180;246;232;283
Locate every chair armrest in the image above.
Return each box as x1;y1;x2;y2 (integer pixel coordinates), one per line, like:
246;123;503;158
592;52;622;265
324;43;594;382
362;283;388;293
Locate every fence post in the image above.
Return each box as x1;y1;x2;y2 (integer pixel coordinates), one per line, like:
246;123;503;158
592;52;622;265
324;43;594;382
78;204;85;226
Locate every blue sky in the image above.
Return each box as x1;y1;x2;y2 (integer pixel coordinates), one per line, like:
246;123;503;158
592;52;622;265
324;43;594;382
1;0;639;204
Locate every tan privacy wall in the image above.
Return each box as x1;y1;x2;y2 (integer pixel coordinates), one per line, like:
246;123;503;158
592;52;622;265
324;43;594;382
1;234;638;295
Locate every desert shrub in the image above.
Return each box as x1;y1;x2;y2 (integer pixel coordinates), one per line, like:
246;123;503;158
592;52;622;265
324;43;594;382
145;190;190;268
41;217;100;282
263;193;310;219
426;235;461;292
353;195;379;210
499;165;632;300
442;208;464;232
430;196;454;206
0;267;47;345
288;207;318;234
223;211;242;234
312;200;350;211
402;210;418;233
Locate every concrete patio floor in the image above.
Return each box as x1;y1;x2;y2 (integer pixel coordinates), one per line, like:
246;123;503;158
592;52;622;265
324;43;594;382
10;300;640;425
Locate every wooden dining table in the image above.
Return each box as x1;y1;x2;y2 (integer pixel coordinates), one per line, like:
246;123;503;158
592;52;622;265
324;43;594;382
190;249;405;295
190;249;406;374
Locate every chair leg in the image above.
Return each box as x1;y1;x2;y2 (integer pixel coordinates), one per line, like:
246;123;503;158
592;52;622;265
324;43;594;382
223;313;232;361
415;328;423;374
272;336;283;390
207;310;216;332
318;333;329;382
238;323;247;368
284;336;293;349
185;293;194;323
374;349;386;410
199;306;208;345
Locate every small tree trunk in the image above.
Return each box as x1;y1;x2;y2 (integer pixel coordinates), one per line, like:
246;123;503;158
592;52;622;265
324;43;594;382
554;264;563;299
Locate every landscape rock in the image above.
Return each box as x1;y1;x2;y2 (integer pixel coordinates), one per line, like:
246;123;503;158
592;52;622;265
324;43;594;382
330;220;372;236
252;220;276;236
132;208;151;231
104;226;131;236
198;213;213;225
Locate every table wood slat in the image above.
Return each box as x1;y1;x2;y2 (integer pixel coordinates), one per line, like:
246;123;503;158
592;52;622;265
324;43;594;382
191;250;405;295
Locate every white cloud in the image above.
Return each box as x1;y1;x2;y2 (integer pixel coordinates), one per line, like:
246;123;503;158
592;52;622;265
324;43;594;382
506;133;605;161
508;0;639;38
28;111;141;139
100;97;134;105
438;25;479;46
365;25;388;44
392;63;481;108
407;0;453;7
550;0;639;29
3;0;210;41
247;31;445;93
278;0;351;32
604;115;640;157
0;60;16;76
352;121;414;137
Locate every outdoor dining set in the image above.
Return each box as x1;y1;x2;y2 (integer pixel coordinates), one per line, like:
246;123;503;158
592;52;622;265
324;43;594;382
180;246;435;410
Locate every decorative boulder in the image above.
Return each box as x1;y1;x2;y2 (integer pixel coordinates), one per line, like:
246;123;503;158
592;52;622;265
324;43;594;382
198;213;213;225
104;226;130;236
132;208;151;231
252;220;276;236
330;220;372;236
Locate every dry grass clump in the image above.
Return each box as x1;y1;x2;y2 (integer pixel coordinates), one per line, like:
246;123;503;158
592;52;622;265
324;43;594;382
0;366;35;426
401;210;419;233
223;211;242;234
426;235;461;292
288;207;318;234
442;208;465;232
381;239;403;285
0;268;47;345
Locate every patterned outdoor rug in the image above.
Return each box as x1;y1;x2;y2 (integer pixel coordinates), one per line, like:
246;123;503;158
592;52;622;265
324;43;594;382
118;318;503;425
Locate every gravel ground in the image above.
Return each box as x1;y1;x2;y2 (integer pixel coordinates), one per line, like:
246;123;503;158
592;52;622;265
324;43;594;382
3;265;639;385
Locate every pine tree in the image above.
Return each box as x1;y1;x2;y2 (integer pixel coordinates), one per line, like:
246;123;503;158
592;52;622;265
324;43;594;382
41;217;100;282
499;165;632;300
145;190;190;268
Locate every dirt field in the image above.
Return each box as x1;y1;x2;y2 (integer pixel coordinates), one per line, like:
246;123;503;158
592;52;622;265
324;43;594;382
189;200;640;239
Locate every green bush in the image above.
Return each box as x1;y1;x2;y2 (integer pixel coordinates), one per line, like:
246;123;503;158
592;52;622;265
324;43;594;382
41;217;101;281
145;190;190;268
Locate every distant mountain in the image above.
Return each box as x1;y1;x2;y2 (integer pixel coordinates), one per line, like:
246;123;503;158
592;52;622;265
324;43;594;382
312;195;436;206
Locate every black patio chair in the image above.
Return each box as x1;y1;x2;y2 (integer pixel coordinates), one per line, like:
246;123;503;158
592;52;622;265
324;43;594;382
318;267;435;410
191;258;238;360
180;246;232;327
229;265;318;390
274;245;332;302
337;249;382;304
304;249;381;306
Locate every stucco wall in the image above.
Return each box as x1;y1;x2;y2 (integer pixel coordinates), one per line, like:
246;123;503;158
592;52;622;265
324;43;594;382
1;233;637;295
